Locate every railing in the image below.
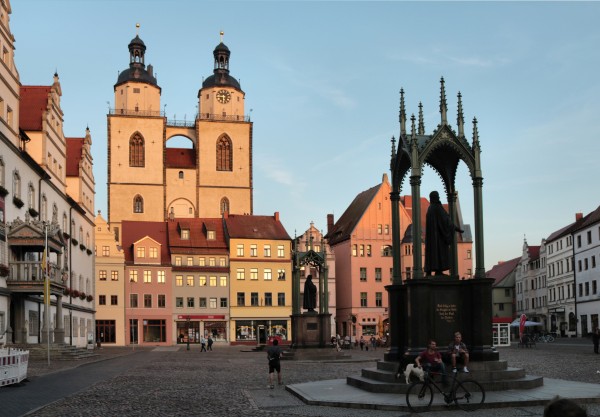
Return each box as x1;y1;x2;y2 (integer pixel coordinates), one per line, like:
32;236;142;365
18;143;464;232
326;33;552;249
109;108;165;117
166;119;196;128
7;261;65;284
0;348;29;387
197;113;250;122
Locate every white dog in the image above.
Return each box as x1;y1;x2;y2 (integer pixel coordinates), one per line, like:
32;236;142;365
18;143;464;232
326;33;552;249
402;364;425;384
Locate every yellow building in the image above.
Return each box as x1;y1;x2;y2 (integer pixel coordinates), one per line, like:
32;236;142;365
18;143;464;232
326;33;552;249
225;212;292;345
107;32;252;243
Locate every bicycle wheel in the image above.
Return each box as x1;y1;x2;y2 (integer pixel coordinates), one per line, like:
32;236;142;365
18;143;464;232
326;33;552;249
453;379;485;411
547;335;554;342
406;381;434;413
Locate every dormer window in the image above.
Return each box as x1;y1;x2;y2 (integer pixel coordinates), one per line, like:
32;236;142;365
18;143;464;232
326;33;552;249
207;230;216;240
181;229;189;240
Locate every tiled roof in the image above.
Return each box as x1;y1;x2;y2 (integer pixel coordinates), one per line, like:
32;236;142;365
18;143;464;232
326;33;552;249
572;205;600;233
167;218;227;253
65;137;84;176
486;257;520;286
224;213;291;240
20;86;51;131
122;221;170;263
326;184;380;246
166;148;196;169
527;245;540;261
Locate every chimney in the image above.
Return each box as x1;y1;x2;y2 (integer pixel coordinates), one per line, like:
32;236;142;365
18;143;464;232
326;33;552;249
576;213;583;221
327;214;334;234
274;212;279;221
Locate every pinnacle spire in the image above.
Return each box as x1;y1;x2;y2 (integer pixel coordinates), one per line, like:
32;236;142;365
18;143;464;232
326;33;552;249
418;102;425;135
439;77;447;125
390;135;396;164
410;114;417;145
399;89;406;136
457;92;464;137
472;117;479;147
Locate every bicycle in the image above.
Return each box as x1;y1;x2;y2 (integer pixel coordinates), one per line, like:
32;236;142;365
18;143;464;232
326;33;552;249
537;333;555;343
405;368;485;412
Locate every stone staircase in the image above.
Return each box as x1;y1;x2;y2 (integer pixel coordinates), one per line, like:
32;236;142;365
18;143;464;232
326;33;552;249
11;344;99;361
347;359;544;393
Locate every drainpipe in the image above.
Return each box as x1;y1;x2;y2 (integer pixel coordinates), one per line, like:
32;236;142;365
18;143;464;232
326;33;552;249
572;231;578;338
69;205;74;346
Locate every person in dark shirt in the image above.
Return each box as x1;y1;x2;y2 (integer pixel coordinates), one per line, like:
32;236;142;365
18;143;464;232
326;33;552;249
267;339;282;389
415;339;447;384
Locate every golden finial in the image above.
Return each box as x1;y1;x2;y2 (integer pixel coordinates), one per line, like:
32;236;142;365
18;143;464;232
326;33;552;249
220;31;224;43
136;23;140;36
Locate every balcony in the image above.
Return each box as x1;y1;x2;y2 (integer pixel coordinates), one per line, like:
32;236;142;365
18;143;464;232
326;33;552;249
6;261;66;294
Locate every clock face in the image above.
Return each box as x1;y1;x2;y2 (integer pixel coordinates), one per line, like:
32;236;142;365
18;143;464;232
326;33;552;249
216;89;231;104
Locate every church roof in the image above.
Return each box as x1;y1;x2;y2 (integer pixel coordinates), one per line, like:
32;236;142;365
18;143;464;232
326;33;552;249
65;137;84;176
19;86;51;131
166;148;196;169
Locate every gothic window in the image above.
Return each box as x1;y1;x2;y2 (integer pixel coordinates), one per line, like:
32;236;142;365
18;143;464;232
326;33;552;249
129;133;145;167
216;136;232;171
13;171;21;198
220;197;229;215
133;195;144;213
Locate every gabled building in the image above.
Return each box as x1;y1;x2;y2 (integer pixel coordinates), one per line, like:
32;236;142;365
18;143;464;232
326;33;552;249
515;241;547;326
224;212;292;345
572;205;600;336
168;218;229;343
486;257;519;346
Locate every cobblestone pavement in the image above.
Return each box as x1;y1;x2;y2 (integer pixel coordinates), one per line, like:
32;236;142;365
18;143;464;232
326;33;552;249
5;339;600;417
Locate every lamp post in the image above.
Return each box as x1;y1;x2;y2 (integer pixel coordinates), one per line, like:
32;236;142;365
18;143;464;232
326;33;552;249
186;316;190;351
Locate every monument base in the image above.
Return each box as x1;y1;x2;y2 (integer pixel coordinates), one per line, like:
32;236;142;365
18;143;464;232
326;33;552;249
291;312;331;348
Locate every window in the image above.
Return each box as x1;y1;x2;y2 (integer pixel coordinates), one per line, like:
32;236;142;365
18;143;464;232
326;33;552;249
219;276;227;286
209;257;215;266
187;276;194;286
384;225;390;234
209;297;217;309
278;270;286;280
220;298;228;308
359;245;364;256
250;292;259;306
13;171;21;199
377;224;382;234
352;244;357;257
366;245;372;257
157;271;165;283
209;276;217;286
216;136;232;171
220;197;229;215
176;297;183;308
577;235;582;248
133;195;144;213
277;293;285;306
382;245;392;257
207;230;216;240
175;256;182;266
237;244;244;256
585;258;589;270
143;270;152;283
199;257;205;266
375;292;382;307
99;270;107;281
187;257;193;266
176;275;183;286
237;292;245;306
129;294;137;308
143;294;152;308
467;250;472;259
250;268;258;280
178;171;184;179
505;288;510;297
264;269;272;281
137;247;146;258
158;294;166;308
129;270;138;283
111;271;119;281
111;295;118;306
265;293;272;306
27;183;35;208
277;245;285;258
360;292;367;307
182;230;190;240
102;246;110;256
187;297;195;308
199;276;206;286
149;247;158;258
219;258;226;267
499;303;505;311
375;268;382;282
99;295;106;305
250;244;257;257
593;281;597;295
264;245;271;257
236;269;245;280
405;267;411;280
585;282;590;296
129;133;145;167
587;231;592;244
360;268;367;281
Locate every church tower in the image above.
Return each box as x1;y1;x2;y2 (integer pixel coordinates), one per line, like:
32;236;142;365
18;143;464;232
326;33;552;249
108;29;252;242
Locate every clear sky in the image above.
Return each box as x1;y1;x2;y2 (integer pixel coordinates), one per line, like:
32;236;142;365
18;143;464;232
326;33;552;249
11;1;600;270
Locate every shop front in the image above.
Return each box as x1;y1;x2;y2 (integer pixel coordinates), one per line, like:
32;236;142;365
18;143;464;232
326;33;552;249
234;319;288;345
175;315;227;344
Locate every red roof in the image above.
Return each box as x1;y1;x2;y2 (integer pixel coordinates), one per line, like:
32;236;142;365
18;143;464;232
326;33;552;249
224;213;291;240
20;86;51;131
122;221;170;264
528;246;540;261
167;217;227;254
486;257;520;285
65;137;84;176
166;148;196;169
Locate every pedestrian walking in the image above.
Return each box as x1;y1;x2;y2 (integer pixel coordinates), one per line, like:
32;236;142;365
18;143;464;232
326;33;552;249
200;335;207;352
359;336;365;351
592;328;599;354
267;339;282;389
207;335;213;351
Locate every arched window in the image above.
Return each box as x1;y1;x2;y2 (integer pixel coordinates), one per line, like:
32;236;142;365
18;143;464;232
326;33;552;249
220;197;230;215
27;183;35;208
178;171;184;179
216;136;232;171
129;133;145;167
133;195;144;213
12;171;20;198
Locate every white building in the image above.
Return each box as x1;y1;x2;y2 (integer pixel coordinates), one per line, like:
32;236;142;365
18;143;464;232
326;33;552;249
515;240;548;327
572;206;600;336
0;0;95;348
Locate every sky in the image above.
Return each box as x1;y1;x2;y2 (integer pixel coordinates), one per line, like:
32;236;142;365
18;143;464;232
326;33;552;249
10;1;600;270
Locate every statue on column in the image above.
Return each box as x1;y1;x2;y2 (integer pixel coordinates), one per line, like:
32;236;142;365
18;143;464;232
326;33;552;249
303;275;317;312
424;191;463;276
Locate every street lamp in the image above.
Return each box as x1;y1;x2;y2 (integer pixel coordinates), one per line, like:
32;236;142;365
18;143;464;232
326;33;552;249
186;316;190;351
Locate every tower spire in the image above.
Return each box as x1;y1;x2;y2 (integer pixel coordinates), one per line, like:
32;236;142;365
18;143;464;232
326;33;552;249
399;89;406;136
418;102;425;135
472;117;480;148
439;77;447;125
410;114;417;146
457;92;464;137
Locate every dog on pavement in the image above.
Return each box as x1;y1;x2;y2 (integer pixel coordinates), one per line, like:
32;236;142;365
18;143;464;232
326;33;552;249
401;363;425;384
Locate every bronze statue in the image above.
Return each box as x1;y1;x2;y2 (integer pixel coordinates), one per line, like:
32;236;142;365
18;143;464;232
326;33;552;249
303;274;317;312
424;191;463;276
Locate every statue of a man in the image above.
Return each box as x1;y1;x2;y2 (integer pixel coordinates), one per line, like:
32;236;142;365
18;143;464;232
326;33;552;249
303;274;317;312
424;191;463;276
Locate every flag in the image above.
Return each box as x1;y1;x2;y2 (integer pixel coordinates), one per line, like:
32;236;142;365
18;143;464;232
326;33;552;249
41;249;47;273
44;276;50;305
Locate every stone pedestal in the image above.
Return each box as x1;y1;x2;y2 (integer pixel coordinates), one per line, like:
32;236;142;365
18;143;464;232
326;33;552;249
292;312;331;348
